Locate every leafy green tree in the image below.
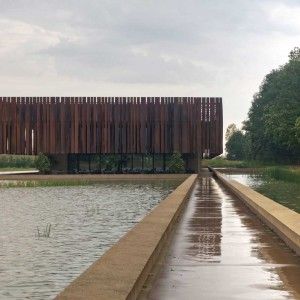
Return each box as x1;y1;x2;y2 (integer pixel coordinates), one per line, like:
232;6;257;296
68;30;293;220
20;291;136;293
289;47;300;61
225;123;238;141
225;126;246;160
244;47;300;162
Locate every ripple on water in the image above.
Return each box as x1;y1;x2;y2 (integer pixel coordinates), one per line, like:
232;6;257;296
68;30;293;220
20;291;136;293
0;181;179;300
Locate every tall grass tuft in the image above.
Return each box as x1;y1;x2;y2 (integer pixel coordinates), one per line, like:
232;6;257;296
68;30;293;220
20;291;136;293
36;224;51;238
1;179;93;188
261;167;300;184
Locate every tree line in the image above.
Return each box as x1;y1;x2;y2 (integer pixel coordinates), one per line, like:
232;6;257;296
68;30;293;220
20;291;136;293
226;47;300;163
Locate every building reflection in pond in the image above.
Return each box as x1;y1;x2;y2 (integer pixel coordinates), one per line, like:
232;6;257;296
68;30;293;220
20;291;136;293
185;176;222;263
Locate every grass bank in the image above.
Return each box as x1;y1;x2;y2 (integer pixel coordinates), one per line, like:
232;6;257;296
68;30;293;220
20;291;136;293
257;166;300;212
0;174;187;188
0;180;93;188
255;180;300;213
261;166;300;184
0;155;36;169
202;157;273;168
207;159;300;212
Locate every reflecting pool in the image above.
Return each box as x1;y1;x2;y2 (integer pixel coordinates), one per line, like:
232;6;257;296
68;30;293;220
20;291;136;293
0;180;180;299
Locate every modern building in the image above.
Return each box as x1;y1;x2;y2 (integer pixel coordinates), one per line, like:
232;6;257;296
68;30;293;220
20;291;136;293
0;97;223;173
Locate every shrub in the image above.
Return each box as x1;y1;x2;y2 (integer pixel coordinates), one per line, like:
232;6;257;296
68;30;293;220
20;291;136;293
168;152;185;173
35;153;51;174
103;155;118;171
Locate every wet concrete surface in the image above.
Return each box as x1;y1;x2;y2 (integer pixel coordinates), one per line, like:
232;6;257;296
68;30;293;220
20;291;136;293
143;172;300;300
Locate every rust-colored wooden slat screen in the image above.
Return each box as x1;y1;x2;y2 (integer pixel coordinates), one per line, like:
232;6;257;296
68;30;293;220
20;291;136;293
0;97;223;156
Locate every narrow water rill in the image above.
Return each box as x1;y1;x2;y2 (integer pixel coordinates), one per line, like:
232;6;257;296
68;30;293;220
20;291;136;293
143;171;300;299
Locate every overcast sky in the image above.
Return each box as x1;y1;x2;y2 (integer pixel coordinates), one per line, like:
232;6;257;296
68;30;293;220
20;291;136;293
0;0;299;136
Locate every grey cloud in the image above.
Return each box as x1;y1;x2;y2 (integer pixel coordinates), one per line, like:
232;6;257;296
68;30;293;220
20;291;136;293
0;0;299;137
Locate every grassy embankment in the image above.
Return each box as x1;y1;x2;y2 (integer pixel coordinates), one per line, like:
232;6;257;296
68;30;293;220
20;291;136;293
0;155;95;187
204;157;300;212
201;157;274;168
257;166;300;212
0;155;37;172
1;180;93;188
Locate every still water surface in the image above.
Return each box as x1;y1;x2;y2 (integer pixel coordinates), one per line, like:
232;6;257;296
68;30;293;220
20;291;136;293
226;173;300;213
0;180;179;300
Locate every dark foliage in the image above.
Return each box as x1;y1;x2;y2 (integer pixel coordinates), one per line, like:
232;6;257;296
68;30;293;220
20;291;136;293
243;47;300;163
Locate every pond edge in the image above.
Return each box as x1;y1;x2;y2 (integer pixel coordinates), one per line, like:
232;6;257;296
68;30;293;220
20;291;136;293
55;174;197;300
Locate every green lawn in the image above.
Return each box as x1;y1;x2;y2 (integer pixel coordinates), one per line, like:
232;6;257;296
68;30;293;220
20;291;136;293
0;154;36;170
255;179;300;213
0;179;92;188
202;158;273;168
203;157;299;170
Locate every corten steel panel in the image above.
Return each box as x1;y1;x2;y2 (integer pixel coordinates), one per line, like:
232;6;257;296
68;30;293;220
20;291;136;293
0;97;223;156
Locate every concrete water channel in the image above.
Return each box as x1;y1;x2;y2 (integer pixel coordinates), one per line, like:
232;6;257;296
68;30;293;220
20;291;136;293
3;172;299;299
142;171;300;299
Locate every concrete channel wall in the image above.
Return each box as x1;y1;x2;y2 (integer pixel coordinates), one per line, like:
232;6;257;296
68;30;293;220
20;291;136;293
55;174;197;300
211;168;300;256
0;173;189;181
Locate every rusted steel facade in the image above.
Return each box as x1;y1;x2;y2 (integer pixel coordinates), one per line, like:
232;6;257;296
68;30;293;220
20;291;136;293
0;97;222;157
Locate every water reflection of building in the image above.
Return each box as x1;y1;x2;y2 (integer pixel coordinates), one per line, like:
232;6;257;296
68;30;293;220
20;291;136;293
229;190;300;298
186;176;222;262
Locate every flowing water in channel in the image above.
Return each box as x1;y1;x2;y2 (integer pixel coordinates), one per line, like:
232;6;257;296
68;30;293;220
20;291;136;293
0;180;180;300
144;174;300;300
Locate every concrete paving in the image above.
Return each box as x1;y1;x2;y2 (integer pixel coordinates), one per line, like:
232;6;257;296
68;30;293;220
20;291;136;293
144;172;300;300
0;170;38;175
